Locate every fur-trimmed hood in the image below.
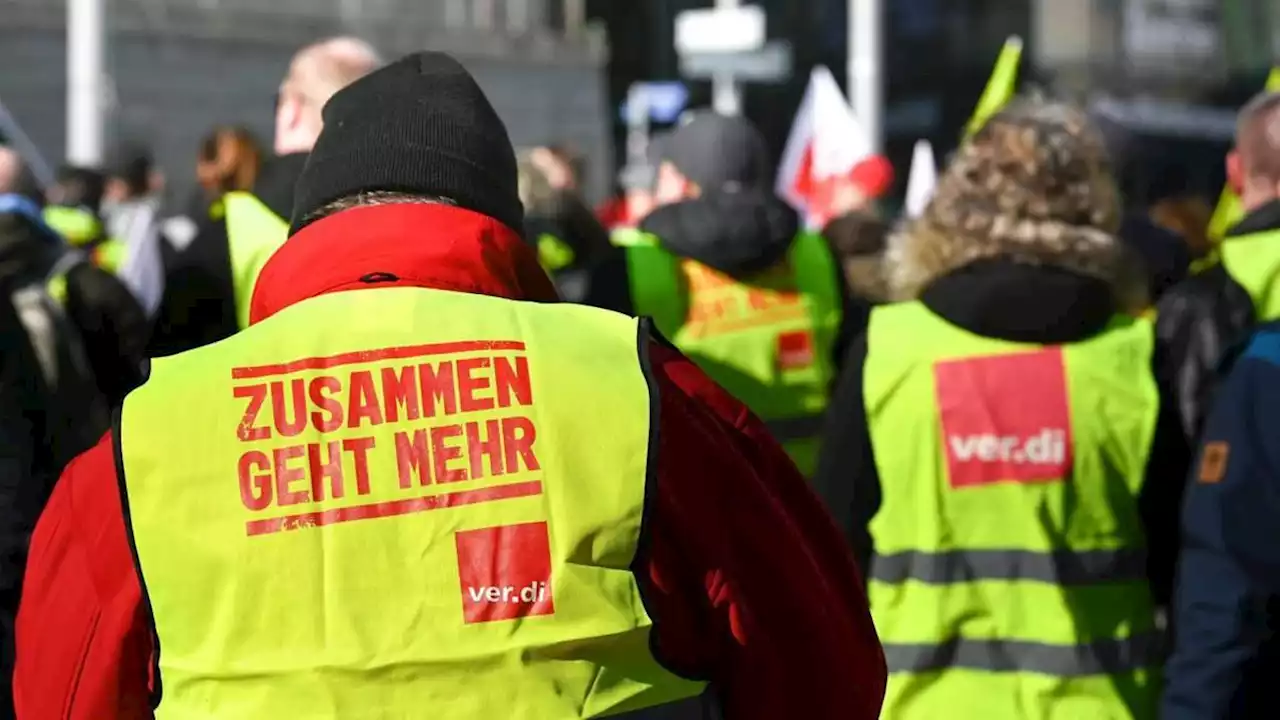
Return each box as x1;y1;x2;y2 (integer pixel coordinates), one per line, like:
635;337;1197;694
886;100;1148;313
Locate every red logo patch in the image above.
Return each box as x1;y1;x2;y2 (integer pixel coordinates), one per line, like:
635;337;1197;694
933;348;1073;489
456;521;555;624
777;330;816;371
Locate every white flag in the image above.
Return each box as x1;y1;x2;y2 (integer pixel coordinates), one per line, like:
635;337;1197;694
109;199;166;316
904;140;938;218
776;66;872;229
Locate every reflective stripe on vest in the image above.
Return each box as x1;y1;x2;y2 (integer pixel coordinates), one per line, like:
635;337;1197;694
864;301;1161;719
1221;229;1280;321
883;632;1165;676
870;547;1147;585
224;191;290;330
625;232;841;476
116;286;707;718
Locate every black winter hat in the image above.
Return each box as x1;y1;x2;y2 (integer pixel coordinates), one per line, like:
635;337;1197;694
290;52;522;235
659;111;770;193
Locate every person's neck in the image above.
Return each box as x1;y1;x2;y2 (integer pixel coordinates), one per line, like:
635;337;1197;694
1241;182;1280;215
273;134;316;157
1244;196;1280;215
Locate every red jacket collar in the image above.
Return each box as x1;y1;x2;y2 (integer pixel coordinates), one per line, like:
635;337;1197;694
249;204;558;325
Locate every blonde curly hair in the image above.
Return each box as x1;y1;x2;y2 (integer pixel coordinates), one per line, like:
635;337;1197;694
888;98;1146;312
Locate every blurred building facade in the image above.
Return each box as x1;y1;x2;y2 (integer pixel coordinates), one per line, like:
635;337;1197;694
0;0;613;203
591;0;1278;204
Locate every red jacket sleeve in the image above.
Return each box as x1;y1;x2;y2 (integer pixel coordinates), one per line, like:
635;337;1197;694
15;434;153;720
640;342;886;718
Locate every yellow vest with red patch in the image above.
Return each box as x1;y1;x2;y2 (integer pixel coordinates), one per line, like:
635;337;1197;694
116;285;708;719
625;233;841;476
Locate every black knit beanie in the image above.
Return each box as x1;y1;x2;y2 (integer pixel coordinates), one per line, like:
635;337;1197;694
289;52;523;236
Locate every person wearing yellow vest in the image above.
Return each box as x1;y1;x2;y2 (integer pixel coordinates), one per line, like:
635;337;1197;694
1154;91;1280;443
815;100;1194;719
43;165;129;275
516;148;613;303
11;164;151;407
585;113;861;477
16;52;887;720
148;37;382;357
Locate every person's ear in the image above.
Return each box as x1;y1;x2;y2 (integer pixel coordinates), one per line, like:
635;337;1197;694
1226;150;1244;195
275;90;305;137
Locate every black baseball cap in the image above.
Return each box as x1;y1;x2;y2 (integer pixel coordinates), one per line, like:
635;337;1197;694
658;111;770;193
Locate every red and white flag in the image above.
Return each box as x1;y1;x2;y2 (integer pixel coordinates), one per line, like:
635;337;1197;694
776;66;873;229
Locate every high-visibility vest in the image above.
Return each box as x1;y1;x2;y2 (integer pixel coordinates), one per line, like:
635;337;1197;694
42;205;101;245
224;191;290;330
116;285;709;719
610;228;653;248
91;235;126;274
536;232;576;272
626;232;840;476
42;205;125;274
1221;228;1280;321
863;301;1162;719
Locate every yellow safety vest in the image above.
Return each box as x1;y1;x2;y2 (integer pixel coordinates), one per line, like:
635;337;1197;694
626;233;841;476
1221;228;1280;321
536;232;577;272
42;205;125;274
116;286;708;719
610;228;652;248
224;191;290;330
864;301;1161;719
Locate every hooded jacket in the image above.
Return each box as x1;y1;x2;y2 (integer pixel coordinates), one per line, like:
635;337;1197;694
1154;199;1280;444
1163;318;1280;720
15;202;886;720
583;190;866;366
813;193;1191;609
147;153;307;357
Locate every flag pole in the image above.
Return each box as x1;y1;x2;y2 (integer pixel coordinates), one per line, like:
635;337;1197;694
67;0;107;166
847;0;883;154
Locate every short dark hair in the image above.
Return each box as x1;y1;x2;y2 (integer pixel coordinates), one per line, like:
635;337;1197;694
823;211;888;259
1236;91;1280;182
55;165;106;212
302;190;455;227
109;143;153;196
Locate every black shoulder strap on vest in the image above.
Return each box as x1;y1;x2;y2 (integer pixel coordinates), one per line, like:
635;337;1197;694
9;250;94;395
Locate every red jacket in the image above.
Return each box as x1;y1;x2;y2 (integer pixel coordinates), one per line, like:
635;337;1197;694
15;203;885;719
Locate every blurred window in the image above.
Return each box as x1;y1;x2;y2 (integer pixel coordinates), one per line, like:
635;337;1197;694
474;0;495;30
444;0;468;28
507;0;530;32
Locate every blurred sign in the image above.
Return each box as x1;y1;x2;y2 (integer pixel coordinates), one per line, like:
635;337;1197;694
1090;97;1236;140
674;5;766;55
680;41;793;83
1123;0;1218;63
618;163;656;191
620;81;689;124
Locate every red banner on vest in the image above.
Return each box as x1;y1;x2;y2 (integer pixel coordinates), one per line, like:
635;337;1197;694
933;348;1073;489
456;521;555;624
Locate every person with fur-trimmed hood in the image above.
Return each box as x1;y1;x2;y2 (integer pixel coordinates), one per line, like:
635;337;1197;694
813;99;1190;719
